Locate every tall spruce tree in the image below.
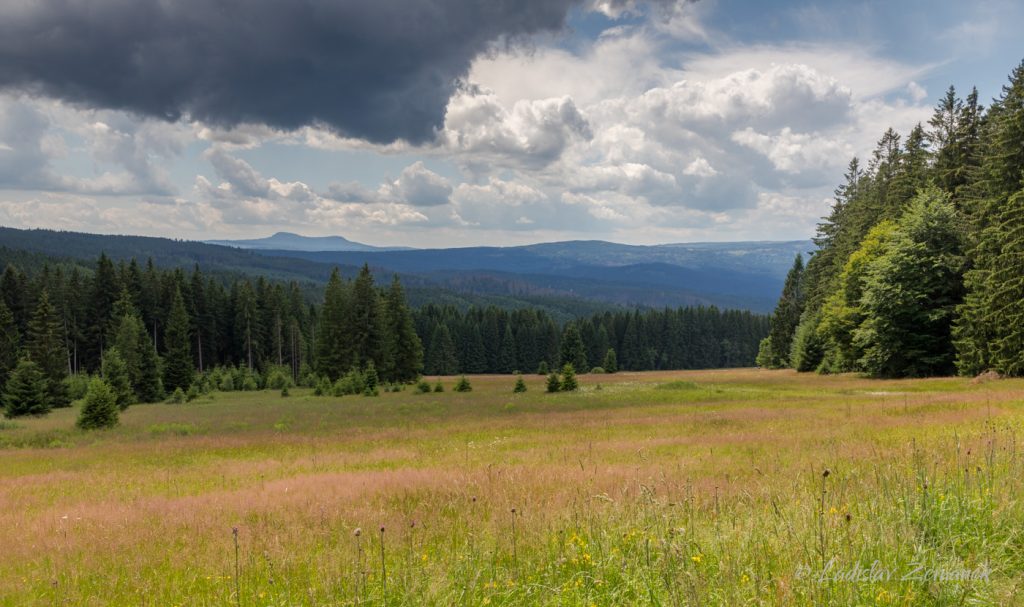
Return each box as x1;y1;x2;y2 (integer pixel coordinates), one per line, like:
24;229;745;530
102;348;135;410
0;299;18;389
162;287;194;392
559;323;588;373
955;60;1024;375
350;264;384;369
27;290;69;408
763;255;805;368
315;269;350;380
381;276;423;382
425;323;458;375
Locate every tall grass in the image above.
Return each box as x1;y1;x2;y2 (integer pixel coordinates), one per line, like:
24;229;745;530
0;370;1021;604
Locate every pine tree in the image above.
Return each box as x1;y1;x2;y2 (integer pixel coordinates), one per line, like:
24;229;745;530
763;255;805;368
560;324;588;374
560;363;578;392
350;264;384;368
102;348;135;410
316;269;351;380
0;299;18;389
3;357;49;418
77;377;119;429
381;276;423;382
968;190;1024;374
425;324;458;375
545;372;561;393
27;290;69;408
454;376;472;392
163;287;194;392
602;348;618;373
497;323;517;374
513;375;527;393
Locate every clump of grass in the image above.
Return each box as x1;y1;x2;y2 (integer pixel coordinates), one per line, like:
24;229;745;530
656;380;699;390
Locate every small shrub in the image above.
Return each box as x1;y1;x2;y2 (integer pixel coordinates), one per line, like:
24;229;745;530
537;361;550;375
314;377;331;396
454;376;472;392
416;380;432;394
364;361;379;390
241;376;258;391
513;376;527;393
186;384;200;402
362;386;379;397
433;381;444;393
168;387;186;404
281;386;290;398
65;374;90;401
590;366;606;374
546;372;561;393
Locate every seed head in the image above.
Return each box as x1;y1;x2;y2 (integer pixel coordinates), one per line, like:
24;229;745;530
844;513;851;523
822;469;831;478
353;528;362;537
380;525;385;533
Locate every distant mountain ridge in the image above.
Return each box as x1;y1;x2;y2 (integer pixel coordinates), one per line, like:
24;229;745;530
0;226;813;314
205;231;412;252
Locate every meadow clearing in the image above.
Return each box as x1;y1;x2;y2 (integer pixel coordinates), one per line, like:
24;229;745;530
1;369;1022;606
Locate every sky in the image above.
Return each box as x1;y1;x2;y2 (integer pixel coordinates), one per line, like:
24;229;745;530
0;0;1021;248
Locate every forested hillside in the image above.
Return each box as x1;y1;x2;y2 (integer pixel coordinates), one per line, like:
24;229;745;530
759;59;1024;378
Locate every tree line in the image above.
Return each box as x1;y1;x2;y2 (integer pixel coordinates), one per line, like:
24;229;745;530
415;304;767;375
1;250;769;419
758;59;1024;378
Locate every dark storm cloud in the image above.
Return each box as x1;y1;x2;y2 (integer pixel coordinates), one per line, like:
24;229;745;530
0;0;588;144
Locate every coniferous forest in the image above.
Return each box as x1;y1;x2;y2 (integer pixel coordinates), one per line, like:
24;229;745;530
0;250;768;419
759;59;1024;378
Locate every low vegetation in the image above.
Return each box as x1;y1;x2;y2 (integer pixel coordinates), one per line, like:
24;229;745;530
1;369;1020;604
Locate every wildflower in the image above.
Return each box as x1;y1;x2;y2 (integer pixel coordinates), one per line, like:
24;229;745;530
741;573;750;583
829;506;838;515
691;554;703;564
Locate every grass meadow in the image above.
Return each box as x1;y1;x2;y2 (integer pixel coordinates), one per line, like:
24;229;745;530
1;369;1023;605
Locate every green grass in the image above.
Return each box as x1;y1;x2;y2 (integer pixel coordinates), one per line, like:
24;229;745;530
1;369;1023;605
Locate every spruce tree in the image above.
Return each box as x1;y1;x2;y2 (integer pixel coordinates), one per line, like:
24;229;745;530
969;190;1024;374
315;269;350;380
513;375;527;393
763;255;805;368
3;357;49;418
350;264;384;368
546;372;561;393
102;348;135;410
381;276;423;382
559;324;588;374
560;363;578;392
27;290;69;408
0;299;18;389
425;324;458;375
77;377;119;429
162;287;194;392
602;348;618;373
497;323;517;374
